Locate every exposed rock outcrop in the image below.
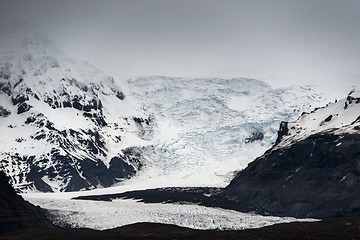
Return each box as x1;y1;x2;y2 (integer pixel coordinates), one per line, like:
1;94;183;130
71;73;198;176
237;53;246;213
224;133;360;218
0;171;53;234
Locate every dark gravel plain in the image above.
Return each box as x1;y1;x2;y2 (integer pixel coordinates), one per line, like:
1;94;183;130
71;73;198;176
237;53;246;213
2;219;360;240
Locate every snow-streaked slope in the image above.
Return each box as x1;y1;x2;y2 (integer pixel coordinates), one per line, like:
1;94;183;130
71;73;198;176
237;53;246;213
25;196;316;230
118;76;324;187
275;89;360;150
0;23;149;192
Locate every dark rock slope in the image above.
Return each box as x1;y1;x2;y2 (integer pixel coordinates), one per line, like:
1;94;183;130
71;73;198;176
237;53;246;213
0;171;53;234
224;133;360;218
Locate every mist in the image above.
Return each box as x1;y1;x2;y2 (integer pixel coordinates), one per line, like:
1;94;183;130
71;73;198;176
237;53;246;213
1;0;360;97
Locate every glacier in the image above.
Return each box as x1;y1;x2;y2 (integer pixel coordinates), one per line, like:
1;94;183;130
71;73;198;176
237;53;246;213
24;195;316;230
116;76;325;188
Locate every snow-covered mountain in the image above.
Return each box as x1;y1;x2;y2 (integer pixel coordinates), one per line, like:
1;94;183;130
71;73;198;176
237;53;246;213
274;89;360;150
0;23;326;193
0;23;148;192
224;90;360;218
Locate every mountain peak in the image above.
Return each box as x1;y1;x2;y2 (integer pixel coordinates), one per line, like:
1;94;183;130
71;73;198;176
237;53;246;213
0;24;146;192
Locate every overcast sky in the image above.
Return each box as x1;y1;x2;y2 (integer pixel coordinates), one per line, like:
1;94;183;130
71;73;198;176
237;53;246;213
1;0;360;96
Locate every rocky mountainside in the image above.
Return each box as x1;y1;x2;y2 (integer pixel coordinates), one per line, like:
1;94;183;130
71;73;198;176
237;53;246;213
223;90;360;218
0;23;148;192
0;171;53;234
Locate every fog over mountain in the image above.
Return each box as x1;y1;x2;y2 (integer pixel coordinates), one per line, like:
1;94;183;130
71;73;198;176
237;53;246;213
1;0;359;98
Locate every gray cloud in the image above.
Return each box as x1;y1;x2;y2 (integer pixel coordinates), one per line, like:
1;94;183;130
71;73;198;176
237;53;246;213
1;0;360;96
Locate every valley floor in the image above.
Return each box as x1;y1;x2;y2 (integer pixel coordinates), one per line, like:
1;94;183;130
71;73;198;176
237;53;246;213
2;218;360;240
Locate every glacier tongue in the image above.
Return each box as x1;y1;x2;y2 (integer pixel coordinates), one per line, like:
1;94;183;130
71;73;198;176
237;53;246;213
119;76;324;188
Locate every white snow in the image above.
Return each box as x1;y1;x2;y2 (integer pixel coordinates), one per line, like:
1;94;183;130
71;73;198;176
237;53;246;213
227;95;254;111
339;173;352;182
275;90;360;150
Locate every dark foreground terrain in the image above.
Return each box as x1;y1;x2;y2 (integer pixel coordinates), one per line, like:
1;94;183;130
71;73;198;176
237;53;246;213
2;170;360;240
2;219;360;240
223;133;360;219
0;172;54;233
